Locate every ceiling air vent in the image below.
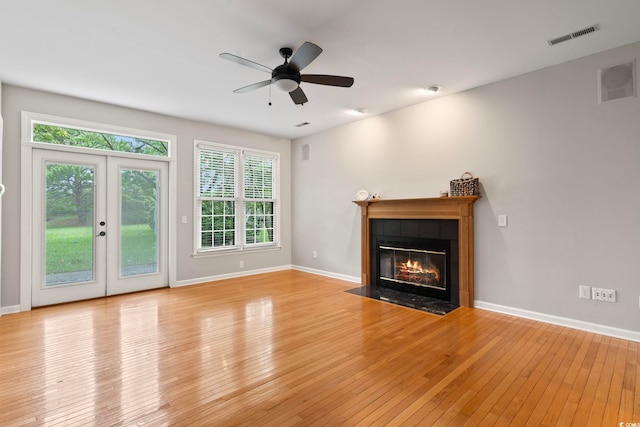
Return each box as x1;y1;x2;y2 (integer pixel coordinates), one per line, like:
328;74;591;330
548;24;600;46
295;121;310;128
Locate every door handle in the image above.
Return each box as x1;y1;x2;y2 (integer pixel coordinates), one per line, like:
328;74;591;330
97;231;106;237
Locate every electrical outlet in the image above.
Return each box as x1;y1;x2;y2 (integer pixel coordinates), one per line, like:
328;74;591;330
239;260;244;269
312;251;317;259
605;289;616;302
591;287;616;302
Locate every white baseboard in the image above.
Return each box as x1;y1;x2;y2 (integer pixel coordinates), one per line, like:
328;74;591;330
172;264;293;288
291;265;360;284
1;305;21;315
475;300;640;343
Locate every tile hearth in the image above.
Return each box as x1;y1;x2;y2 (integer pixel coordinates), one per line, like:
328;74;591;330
346;286;459;315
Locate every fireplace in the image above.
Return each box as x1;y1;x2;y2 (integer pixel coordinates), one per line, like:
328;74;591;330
354;196;479;309
371;220;458;305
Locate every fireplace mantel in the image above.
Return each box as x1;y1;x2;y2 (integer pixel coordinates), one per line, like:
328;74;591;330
354;196;480;307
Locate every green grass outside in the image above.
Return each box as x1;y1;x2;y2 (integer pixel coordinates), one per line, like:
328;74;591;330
46;224;157;275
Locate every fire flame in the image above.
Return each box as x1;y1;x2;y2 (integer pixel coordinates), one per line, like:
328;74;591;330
405;260;420;270
403;260;440;281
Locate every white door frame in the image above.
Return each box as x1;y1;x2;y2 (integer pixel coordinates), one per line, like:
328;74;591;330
20;112;177;311
0;91;3;315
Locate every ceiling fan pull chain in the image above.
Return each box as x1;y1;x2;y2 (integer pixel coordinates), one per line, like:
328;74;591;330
268;83;272;106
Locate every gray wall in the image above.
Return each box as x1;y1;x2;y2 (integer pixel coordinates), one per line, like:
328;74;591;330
1;85;292;307
292;42;640;332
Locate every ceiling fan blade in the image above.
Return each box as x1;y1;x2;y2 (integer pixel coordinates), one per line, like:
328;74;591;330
301;74;354;87
219;53;272;74
289;86;308;105
233;80;272;94
289;42;323;71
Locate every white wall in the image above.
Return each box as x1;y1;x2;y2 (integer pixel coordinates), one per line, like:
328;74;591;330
1;85;292;307
292;42;640;333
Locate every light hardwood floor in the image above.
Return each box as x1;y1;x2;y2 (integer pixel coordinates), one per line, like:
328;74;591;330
0;270;637;426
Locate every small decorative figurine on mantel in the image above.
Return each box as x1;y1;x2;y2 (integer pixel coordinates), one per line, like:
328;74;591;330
355;190;381;201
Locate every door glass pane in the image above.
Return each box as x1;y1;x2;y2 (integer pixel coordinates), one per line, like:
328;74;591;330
45;163;95;286
120;169;159;277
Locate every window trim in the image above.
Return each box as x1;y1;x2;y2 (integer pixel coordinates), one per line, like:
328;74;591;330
194;139;280;255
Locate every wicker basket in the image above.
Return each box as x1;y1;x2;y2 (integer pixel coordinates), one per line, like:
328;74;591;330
450;172;480;197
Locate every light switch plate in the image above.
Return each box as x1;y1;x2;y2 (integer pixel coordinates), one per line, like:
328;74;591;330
579;285;591;299
498;215;508;227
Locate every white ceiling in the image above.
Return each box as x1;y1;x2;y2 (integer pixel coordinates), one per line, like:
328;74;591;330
1;1;640;139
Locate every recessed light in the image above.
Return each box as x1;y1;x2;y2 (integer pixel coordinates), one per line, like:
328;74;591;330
424;85;442;94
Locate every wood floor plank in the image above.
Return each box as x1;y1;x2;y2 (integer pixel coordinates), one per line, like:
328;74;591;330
506;327;578;426
460;322;553;425
349;310;508;426
0;270;636;426
620;341;638;423
635;341;640;422
492;326;573;426
440;318;533;426
412;323;526;425
603;340;630;425
569;335;613;426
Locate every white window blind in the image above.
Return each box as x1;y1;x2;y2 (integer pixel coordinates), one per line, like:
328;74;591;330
199;149;237;198
243;154;274;199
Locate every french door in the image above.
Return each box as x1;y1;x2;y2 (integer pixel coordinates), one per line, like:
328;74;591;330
32;149;168;307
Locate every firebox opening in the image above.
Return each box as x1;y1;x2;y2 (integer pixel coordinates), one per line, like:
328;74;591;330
379;246;446;290
372;229;457;306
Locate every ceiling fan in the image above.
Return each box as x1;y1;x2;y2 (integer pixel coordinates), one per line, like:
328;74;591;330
219;41;354;105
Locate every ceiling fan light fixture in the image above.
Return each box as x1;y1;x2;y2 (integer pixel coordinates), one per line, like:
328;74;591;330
272;75;300;92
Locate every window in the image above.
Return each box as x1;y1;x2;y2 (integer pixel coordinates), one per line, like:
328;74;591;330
27;115;170;157
196;141;279;252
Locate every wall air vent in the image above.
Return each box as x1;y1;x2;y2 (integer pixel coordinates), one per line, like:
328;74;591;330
548;24;600;46
598;61;636;103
